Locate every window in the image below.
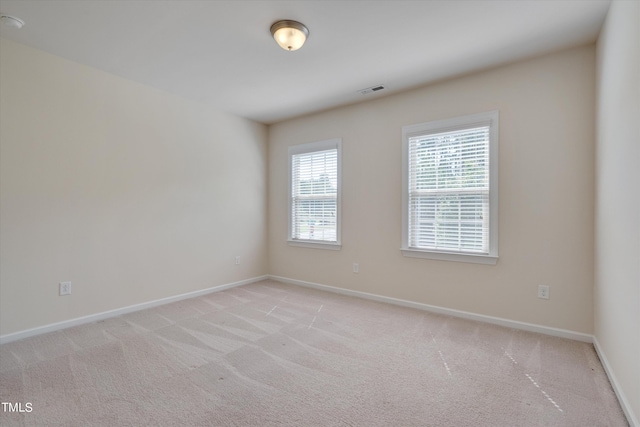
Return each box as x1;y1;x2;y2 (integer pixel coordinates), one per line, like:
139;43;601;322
288;139;341;249
402;111;498;264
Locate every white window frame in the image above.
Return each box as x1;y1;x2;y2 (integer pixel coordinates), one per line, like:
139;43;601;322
401;111;499;265
288;138;342;250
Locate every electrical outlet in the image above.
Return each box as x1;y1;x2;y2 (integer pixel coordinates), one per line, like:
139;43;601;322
537;285;550;300
59;281;72;296
353;263;359;273
235;256;240;265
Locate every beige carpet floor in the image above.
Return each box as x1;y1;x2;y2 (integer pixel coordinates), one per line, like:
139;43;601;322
0;279;628;426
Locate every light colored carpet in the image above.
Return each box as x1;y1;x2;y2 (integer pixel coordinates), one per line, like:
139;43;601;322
0;279;628;426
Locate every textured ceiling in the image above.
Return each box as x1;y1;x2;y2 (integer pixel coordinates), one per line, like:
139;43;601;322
0;0;611;123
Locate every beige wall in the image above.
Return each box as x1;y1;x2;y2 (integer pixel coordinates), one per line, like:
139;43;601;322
269;45;596;334
595;0;640;424
0;39;268;336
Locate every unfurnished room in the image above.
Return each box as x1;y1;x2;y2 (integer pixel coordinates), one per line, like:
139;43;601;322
0;1;638;426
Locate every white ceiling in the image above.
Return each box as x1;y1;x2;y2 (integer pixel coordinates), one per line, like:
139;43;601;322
0;0;611;124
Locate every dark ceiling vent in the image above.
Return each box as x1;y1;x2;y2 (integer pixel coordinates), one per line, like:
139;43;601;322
358;85;385;95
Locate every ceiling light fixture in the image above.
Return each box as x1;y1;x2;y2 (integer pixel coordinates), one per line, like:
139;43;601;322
270;20;309;51
0;15;25;29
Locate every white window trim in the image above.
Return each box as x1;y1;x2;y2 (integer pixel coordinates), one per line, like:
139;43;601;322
401;111;499;265
288;138;342;250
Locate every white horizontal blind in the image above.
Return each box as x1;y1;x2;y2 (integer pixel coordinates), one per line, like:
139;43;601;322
291;148;338;242
408;125;490;253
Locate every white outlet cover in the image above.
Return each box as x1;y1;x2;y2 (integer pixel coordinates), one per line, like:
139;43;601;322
537;285;550;299
59;281;72;296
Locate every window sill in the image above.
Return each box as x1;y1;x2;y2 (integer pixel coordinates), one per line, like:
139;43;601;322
289;240;342;251
401;248;498;265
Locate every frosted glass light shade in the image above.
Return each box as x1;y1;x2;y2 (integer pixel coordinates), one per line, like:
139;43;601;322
270;20;309;51
0;15;25;29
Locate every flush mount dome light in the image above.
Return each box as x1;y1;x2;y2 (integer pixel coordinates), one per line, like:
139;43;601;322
0;15;25;29
270;20;309;51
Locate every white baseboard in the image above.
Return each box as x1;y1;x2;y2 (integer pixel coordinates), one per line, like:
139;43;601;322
593;337;639;427
0;275;268;345
269;275;594;343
